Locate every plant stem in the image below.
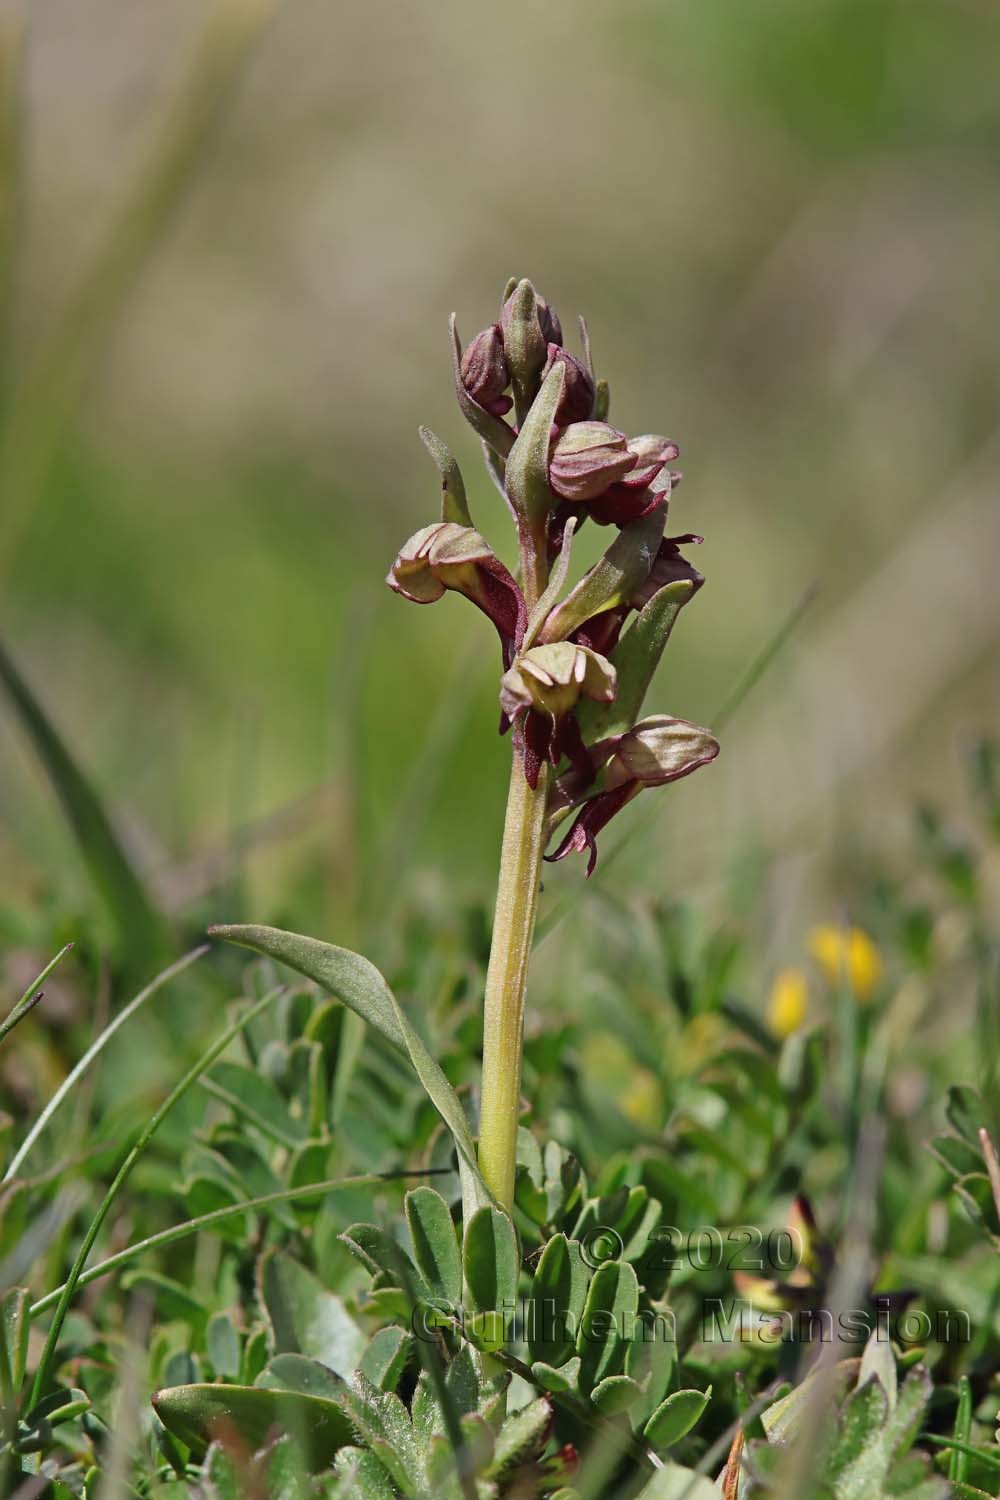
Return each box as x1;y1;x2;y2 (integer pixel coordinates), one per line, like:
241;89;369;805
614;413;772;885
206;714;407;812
478;752;550;1209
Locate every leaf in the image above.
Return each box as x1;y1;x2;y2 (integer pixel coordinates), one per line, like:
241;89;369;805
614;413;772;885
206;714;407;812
886;1364;932;1461
946;1085;985;1147
577;578;694;742
206;1312;241;1379
405;1187;461;1307
152;1382;352;1466
464;1205;519;1316
0;639;165;963
592;1374;643;1415
644;1386;712;1451
539;503;666;646
257;1354;344;1400
858;1331;896;1413
419;426;472;528
259;1250;365;1377
522;516;578;648
208;925;490;1209
2;1287;30;1392
326;1446;399;1499
358;1327;413;1393
530;1357;581;1394
486;1396;552;1480
761;1360;861;1445
337;1373;422;1497
576;1258;639;1391
526;1233;588;1368
830;1378;891;1497
121;1269;208;1336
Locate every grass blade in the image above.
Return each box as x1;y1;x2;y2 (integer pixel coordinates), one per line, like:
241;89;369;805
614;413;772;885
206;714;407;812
4;945;206;1184
0;640;166;963
0;941;72;1047
29;963;270;1404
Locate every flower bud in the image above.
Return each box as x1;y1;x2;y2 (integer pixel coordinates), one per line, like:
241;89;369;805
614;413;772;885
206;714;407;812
387;522;525;666
500;642;616;726
537;293;563;348
542;343;595;426
548;422;636;502
459;323;512;417
500;279;550;389
587;434;680;526
604;715;719;789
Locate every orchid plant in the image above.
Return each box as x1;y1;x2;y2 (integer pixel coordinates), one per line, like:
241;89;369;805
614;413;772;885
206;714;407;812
215;279;719;1214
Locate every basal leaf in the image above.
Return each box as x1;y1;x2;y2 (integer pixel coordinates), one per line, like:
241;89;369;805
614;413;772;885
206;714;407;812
209;925;490;1209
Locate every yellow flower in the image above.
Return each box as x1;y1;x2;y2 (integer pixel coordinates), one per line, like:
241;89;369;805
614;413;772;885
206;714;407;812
808;924;882;1000
767;968;809;1038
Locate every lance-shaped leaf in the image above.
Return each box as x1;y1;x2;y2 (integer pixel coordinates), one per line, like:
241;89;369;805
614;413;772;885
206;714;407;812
418;426;472;527
450;315;515;458
208;925;490;1211
537;503;666;645
386;521;525;666
503;359;565;545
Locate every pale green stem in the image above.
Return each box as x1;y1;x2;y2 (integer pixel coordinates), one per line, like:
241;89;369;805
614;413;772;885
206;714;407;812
477;753;550;1209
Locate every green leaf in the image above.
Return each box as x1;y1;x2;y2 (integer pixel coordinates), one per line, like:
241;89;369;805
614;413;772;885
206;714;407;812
152;1382;352;1466
337;1373;422;1496
538;503;666;646
858;1331;896;1413
405;1187;461;1307
120;1270;207;1337
259;1249;365;1377
2;1287;30;1393
206;1312;241;1379
643;1386;712;1451
526;1233;588;1368
0;639;165;964
325;1447;399;1500
419;426;472;528
946;1085;984;1147
830;1378;890;1496
257;1354;344;1400
358;1327;413;1393
592;1374;643;1415
486;1396;552;1480
760;1360;861;1446
208;925;490;1209
530;1356;581;1394
464;1205;519;1316
577;578;694;742
576;1259;639;1391
202;1060;306;1148
503;361;565;535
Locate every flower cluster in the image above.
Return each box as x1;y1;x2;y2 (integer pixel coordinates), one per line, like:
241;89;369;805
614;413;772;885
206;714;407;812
387;278;719;872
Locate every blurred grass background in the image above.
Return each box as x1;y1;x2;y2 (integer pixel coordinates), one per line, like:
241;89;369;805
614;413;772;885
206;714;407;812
1;0;999;977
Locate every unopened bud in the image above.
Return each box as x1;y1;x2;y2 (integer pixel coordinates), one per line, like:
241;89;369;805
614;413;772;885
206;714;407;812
548;422;636;502
542;344;595;426
501;279;549;388
500;642;616;726
459;324;512;417
605;715;719;789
